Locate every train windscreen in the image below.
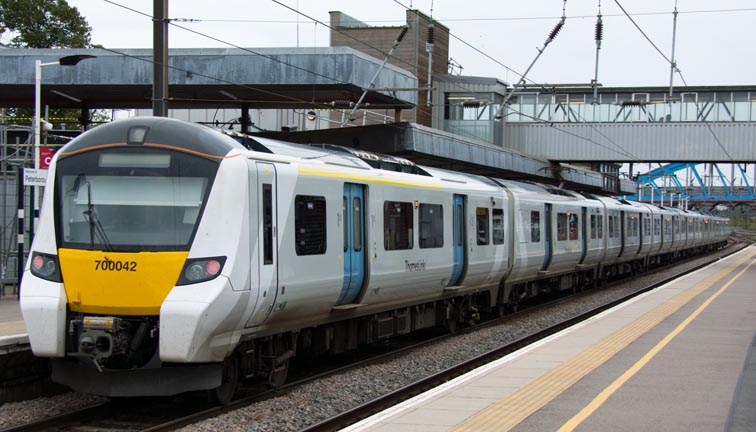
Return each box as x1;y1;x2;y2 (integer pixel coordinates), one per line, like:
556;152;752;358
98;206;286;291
54;147;218;252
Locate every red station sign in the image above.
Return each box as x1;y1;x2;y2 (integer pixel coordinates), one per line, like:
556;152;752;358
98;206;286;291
40;146;55;169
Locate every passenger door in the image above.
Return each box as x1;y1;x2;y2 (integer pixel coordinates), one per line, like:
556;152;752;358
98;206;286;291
542;203;553;271
336;183;366;305
449;194;465;286
579;206;587;264
246;162;278;327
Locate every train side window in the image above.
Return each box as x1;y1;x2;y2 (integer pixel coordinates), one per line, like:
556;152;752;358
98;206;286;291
476;207;489;245
557;212;568;241
492;208;505;245
568;213;578;240
384;201;413;250
419;203;443;249
295;195;327;256
530;211;540;242
263;184;273;264
343;197;348;253
353;197;362;252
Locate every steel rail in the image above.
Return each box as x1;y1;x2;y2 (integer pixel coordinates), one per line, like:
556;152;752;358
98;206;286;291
299;243;747;432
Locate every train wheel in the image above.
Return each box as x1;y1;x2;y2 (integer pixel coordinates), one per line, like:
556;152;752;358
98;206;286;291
444;301;463;333
508;285;521;313
267;334;293;388
209;353;239;405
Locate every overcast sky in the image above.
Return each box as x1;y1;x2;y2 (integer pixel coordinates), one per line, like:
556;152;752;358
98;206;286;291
66;0;756;88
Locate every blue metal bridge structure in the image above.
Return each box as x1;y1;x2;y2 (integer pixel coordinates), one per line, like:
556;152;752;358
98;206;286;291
632;163;754;203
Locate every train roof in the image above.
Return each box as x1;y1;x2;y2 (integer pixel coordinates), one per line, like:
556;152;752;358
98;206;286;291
59;117;247;161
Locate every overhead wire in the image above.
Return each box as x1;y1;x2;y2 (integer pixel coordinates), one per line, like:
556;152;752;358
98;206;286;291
393;0;643;163
108;0;641;155
613;0;734;162
270;0;509;141
95;11;498;147
107;0;477;135
99;0;432;131
101;0;642;168
268;1;489;96
103;0;350;86
175;7;756;24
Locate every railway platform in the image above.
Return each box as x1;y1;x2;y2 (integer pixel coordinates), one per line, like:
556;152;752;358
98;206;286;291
0;293;28;355
345;245;756;432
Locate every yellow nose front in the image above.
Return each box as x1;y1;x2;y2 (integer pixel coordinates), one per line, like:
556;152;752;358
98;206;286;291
58;249;189;315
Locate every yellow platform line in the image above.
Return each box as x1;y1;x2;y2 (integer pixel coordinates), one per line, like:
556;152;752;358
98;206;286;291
451;247;756;432
0;321;25;330
0;321;27;337
558;252;756;431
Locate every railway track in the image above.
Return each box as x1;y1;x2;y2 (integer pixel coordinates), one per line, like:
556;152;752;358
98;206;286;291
301;242;749;432
1;242;746;432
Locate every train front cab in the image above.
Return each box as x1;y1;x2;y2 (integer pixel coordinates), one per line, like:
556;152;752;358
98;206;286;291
20;117;258;400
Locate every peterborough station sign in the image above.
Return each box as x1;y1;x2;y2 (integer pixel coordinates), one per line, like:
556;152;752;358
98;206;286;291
23;168;48;187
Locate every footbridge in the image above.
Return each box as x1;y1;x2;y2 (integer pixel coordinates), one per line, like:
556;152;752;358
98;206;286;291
500;85;756;204
501;85;756;163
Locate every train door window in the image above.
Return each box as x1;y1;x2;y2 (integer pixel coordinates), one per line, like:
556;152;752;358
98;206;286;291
384;201;413;250
295;195;327;255
557;213;568;241
597;215;604;238
654;217;661;237
343;197;348;252
590;215;597;239
644;216;651;237
568;213;578;240
609;214;621;238
419;203;443;248
353;197;362;252
531;211;541;242
476;207;489;245
263;184;273;264
456;205;463;247
608;215;615;238
627;215;638;238
492;208;505;245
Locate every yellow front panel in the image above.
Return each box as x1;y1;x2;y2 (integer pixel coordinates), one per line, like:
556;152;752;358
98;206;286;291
59;249;188;315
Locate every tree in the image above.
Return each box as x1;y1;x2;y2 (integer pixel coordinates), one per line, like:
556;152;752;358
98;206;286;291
0;0;92;48
0;0;106;132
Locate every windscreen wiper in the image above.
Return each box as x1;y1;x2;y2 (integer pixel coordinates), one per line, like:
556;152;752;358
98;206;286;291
82;182;113;252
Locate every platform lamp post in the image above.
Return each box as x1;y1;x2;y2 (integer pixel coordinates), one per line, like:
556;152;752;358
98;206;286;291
20;55;95;294
34;55;95;171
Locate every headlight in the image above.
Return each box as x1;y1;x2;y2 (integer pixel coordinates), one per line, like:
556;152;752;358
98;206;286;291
30;252;63;282
176;256;226;285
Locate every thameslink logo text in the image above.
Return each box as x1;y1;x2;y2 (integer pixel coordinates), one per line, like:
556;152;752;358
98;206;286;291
405;259;428;272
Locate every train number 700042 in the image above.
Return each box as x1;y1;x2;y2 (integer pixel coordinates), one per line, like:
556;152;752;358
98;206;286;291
94;260;137;272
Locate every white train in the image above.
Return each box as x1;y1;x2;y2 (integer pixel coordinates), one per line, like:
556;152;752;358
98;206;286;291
20;117;730;403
